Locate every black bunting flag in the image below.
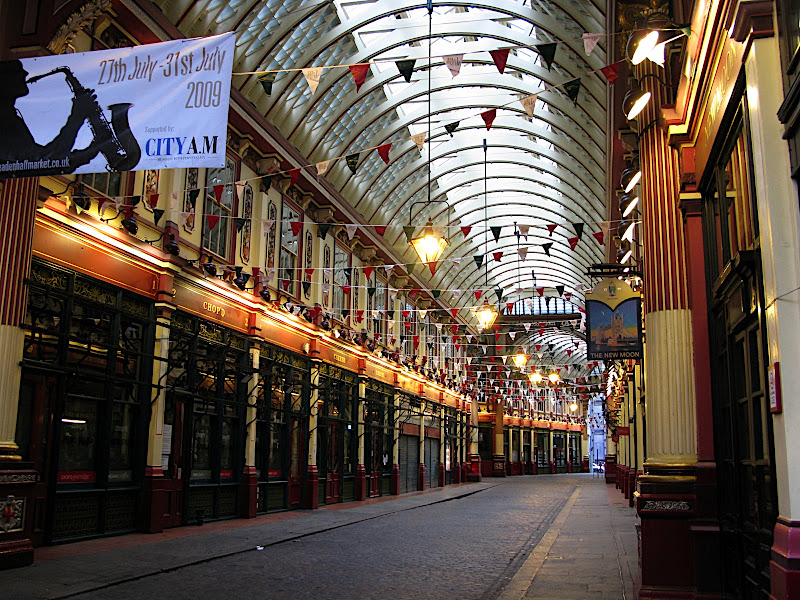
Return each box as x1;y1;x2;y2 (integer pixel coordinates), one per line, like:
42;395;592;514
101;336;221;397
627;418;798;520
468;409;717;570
490;226;502;242
474;254;484;269
445;121;460;137
346;153;359;174
396;59;416;83
542;242;553;256
535;43;557;70
258;72;276;95
563;78;581;105
318;222;332;240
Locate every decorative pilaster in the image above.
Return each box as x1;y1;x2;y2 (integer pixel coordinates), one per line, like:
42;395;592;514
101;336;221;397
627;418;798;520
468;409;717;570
355;376;366;501
240;342;259;518
492;401;505;477
306;358;321;508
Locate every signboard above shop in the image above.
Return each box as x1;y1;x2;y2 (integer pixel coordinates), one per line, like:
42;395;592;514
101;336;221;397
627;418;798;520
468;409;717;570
585;277;643;361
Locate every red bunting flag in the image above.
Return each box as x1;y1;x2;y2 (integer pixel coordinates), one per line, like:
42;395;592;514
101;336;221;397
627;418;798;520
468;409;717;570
547;223;557;235
451;324;459;335
212;185;224;201
493;251;503;262
342;285;351;295
427;261;437;275
481;108;496;130
148;193;159;208
568;236;579;250
474;290;483;300
489;48;510;74
565;292;572;301
402;310;411;318
461;225;472;237
506;302;514;313
363;266;374;279
288;168;301;187
356;310;364;323
305;268;314;276
450;309;458;318
600;62;620;84
567;349;573;357
413;335;420;348
405;322;412;332
538;328;545;336
206;214;220;230
592;231;605;244
377;143;391;164
349;63;370;91
536;287;544;296
290;221;303;236
495;332;501;341
375;225;387;236
535;345;541;351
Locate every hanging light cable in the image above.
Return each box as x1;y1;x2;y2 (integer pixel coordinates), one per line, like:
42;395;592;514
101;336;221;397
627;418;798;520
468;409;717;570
474;139;499;330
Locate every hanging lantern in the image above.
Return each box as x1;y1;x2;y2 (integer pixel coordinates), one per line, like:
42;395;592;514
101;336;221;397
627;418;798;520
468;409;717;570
512;352;529;369
472;299;499;330
410;218;449;263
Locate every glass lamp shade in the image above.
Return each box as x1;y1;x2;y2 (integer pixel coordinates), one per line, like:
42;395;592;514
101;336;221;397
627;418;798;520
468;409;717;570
473;300;499;330
529;371;543;385
620;168;642;193
623;86;652;121
410;219;449;263
548;371;560;384
630;30;660;64
512;352;529;368
619;193;640;217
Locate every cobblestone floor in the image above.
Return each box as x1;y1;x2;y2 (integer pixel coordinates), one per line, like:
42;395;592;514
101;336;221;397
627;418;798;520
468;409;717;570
2;474;639;600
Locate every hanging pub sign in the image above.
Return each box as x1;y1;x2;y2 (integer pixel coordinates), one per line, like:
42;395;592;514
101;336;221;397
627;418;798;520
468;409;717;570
0;32;234;179
585;277;643;360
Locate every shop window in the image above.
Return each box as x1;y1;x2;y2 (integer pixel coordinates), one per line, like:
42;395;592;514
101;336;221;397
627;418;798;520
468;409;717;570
203;156;237;259
81;171;122;198
332;243;350;320
279;200;302;298
374;276;387;341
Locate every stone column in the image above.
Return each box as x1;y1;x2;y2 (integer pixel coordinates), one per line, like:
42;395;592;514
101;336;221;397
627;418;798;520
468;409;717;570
492;399;505;477
240;342;259;518
305;358;320;508
745;34;800;600
0;177;40;569
355;375;366;500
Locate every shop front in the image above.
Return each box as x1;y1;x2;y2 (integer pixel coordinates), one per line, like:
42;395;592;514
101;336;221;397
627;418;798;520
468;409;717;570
364;378;393;497
397;392;422;494
534;429;549;475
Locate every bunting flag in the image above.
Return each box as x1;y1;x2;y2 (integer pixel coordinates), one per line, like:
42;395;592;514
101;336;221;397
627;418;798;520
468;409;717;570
304;268;314;277
542;243;552;256
346;153;359;174
356;309;364;323
396;59;415;83
206;214;220;230
568;236;579;250
444;54;463;78
343;267;353;279
489;48;509;74
450;308;458;319
517;223;530;239
508;330;516;340
384;265;394;278
407;263;416;275
342;308;350;320
345;224;357;240
234;217;246;232
130;195;142;207
147;192;159;208
581;33;603;56
535;42;557;70
445;121;459;136
411;132;426;152
257;72;276;95
317;222;332;239
493;251;503;262
460;225;471;237
524;322;531;332
573;222;584;239
403;226;415;243
290;221;303;236
349;63;369;91
592;230;604;245
491;225;502;242
563;78;582;105
520;93;537;117
474;289;483;300
212;184;224;201
375;225;387;236
451;324;458;335
474;254;484;269
342;285;351;295
153;208;165;226
556;285;565;297
495;288;504;302
302;67;324;94
481;109;496;130
547;223;557;236
316;160;330;175
367;286;376;297
600;63;620;84
377;143;391;164
302;280;311;296
517;247;528;260
263;220;274;237
362;266;373;279
261;174;272;192
288;168;301;187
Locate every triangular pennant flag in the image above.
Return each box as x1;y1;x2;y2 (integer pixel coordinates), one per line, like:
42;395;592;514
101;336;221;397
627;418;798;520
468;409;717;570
568;236;579;250
460;225;471;237
444;121;460;137
432;289;441;299
318;222;332;239
535;42;557;70
418;309;428;320
148;192;159;208
402;309;411;319
153;208;165;226
600;63;620;84
384;265;394;277
375;225;387;236
302;280;311;295
411;132;426;152
427;261;437;275
474;289;483;300
342;308;350;320
508;329;516;340
573;222;584;240
545;297;552;308
349;63;369;91
263;219;275;236
413;335;420;349
342;285;351;295
490;225;502;242
356;309;365;323
316;160;330;175
290;221;303;236
367;286;376;297
495;288;504;302
563;78;581;105
302;67;324;94
542;243;552;256
443;54;463;78
234;217;246;232
556;285;565;297
680;26;692;37
493;251;503;262
407;263;416;275
524;322;531;332
396;59;416;83
343;267;353;280
305;268;314;277
403;226;415;243
377;143;391;164
212;185;224;201
474;254;484;269
481;108;496;130
288;168;301;187
130;195;141;207
581;33;603;56
206;214;220;230
363;266;374;279
518;247;528;260
520;94;537;117
592;231;604;245
515;224;529;240
450;309;459;319
489;48;510;74
257;72;276;95
346;153;360;174
547;223;557;236
345;224;357;240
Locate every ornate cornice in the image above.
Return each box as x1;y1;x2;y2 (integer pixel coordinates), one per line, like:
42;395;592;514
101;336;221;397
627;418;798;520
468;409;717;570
48;0;112;55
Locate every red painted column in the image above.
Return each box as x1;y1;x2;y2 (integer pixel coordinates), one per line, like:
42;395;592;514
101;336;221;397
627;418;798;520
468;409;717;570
0;177;39;569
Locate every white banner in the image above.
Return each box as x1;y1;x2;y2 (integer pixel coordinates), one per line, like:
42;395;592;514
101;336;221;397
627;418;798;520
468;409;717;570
0;32;234;179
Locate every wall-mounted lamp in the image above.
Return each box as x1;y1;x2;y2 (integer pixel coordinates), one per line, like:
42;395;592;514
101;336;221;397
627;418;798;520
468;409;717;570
620;164;641;193
619;193;640;218
143;231;180;256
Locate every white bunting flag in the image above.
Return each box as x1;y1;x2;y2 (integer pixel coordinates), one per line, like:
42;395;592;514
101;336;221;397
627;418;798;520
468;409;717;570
384;264;394;277
523;322;531;332
435;322;443;331
418;309;428;320
316;160;330;175
452;289;462;298
581;33;603;56
113;196;123;211
520;94;538;117
443;54;463;78
509;331;517;340
302;67;324;94
263;219;275;236
411;132;426;152
518;224;530;239
170;192;179;209
345;224;357;240
466;334;473;342
518;247;528;260
524;298;533;309
389;288;398;300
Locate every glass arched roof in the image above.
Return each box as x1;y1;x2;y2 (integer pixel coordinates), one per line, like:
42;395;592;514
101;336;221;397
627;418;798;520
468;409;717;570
154;0;608;373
